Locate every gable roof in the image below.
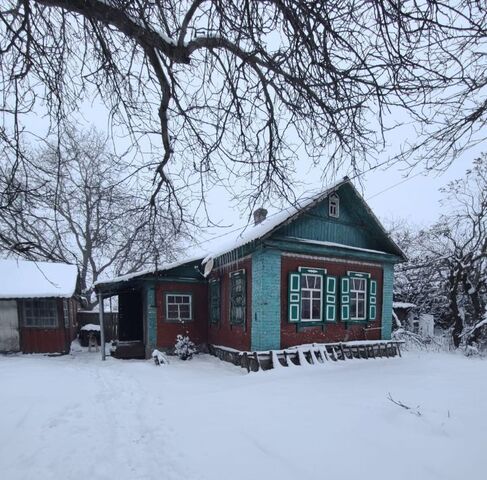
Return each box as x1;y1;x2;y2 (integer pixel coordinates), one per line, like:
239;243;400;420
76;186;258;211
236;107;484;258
201;177;406;263
0;258;78;299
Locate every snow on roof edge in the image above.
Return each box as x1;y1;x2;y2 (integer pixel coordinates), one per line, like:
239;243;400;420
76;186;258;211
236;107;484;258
0;258;78;299
94;255;204;287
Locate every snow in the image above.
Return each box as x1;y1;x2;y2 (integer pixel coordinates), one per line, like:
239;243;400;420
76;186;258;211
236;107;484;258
80;324;101;332
0;351;485;480
94;255;203;286
285;237;391;256
0;259;77;299
393;301;417;309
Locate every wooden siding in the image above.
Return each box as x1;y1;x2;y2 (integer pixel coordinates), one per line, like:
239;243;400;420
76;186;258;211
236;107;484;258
276;183;394;253
251;248;281;350
208;257;252;351
156;282;208;349
280;255;383;348
19;298;76;354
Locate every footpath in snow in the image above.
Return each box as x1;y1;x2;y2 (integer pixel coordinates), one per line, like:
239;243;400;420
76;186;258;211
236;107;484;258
0;350;485;480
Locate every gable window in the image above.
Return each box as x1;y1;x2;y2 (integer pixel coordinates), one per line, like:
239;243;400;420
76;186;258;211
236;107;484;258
23;299;58;328
230;270;246;325
329;193;339;218
350;277;367;320
300;274;322;322
209;280;220;324
165;294;192;321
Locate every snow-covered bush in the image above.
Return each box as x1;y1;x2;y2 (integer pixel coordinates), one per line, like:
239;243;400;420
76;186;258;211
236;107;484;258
464;343;480;357
392;328;451;352
174;335;196;360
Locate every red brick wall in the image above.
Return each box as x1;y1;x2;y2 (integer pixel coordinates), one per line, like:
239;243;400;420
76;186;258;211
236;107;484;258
156;282;209;348
20;298;75;354
208;258;252;351
281;255;383;348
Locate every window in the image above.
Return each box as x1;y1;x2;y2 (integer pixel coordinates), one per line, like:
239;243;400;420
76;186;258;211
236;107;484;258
230;270;246;325
23;299;58;328
300;274;322;322
209;280;220;324
165;294;192;321
350;277;367;320
329;193;339;218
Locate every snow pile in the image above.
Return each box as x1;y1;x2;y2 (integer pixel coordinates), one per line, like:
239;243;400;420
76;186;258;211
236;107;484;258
80;324;100;332
0;258;77;298
152;349;170;366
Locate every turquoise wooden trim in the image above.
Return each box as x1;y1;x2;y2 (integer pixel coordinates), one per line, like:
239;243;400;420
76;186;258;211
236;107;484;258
298;266;327;274
145;285;157;353
264;238;401;264
347;271;371;278
251;249;281;350
381;263;394;340
325;275;337;322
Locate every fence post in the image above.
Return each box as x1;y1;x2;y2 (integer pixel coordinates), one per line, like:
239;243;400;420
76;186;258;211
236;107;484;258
98;293;106;361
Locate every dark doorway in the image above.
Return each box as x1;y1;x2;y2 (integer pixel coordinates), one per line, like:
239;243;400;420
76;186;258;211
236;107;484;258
118;290;143;341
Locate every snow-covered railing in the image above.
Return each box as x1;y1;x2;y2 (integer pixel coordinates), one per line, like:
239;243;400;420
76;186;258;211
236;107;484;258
209;340;403;372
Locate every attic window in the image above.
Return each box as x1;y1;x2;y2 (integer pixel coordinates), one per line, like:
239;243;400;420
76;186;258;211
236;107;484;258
329;193;339;218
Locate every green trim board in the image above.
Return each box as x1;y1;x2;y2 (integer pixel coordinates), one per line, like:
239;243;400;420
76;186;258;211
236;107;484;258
145;284;157;353
251;249;281;350
381;263;394;340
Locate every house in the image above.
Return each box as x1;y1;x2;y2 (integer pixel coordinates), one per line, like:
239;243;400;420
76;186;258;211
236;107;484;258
95;177;406;359
0;259;78;354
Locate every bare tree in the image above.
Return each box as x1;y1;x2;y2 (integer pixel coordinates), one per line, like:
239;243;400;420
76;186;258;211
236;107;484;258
391;157;487;348
1;1;487;212
0;126;185;308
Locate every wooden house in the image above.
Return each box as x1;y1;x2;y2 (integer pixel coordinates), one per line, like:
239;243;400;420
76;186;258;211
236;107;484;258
95;178;406;359
0;259;78;354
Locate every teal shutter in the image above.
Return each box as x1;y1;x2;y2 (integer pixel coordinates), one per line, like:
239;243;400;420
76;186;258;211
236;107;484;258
209;279;220;324
288;272;301;322
324;275;337;322
369;279;377;321
230;270;246;325
341;276;350;321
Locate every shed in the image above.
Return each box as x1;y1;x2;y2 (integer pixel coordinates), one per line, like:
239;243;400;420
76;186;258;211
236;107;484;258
0;259;79;354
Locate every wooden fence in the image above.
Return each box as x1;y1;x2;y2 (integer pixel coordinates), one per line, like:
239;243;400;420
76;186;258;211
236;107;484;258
209;340;403;372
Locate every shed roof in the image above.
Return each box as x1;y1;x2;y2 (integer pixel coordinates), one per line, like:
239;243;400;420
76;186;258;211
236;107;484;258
0;258;78;299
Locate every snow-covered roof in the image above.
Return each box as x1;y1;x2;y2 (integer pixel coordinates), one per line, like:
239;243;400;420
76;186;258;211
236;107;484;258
0;259;78;299
95;176;406;288
201;179;349;263
393;302;417;309
94;256;203;287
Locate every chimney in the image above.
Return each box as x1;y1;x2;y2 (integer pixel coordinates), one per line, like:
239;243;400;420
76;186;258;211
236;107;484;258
253;207;268;226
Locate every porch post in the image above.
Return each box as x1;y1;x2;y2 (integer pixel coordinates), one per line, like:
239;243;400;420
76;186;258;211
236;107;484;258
98;293;106;361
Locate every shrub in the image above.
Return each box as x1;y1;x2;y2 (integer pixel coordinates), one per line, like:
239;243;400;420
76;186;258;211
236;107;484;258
174;335;196;360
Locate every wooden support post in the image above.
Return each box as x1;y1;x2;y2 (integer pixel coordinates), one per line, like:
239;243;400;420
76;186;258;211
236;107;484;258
98;293;106;361
253;351;260;372
385;342;390;358
396;342;402;357
339;343;346;361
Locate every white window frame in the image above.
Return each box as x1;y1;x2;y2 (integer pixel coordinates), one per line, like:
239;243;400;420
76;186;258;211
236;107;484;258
329;193;339;218
23;299;59;328
350;277;367;320
300;273;323;322
165;293;193;322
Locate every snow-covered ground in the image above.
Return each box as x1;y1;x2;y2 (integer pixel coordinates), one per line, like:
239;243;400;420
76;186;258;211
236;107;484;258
0;350;485;480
